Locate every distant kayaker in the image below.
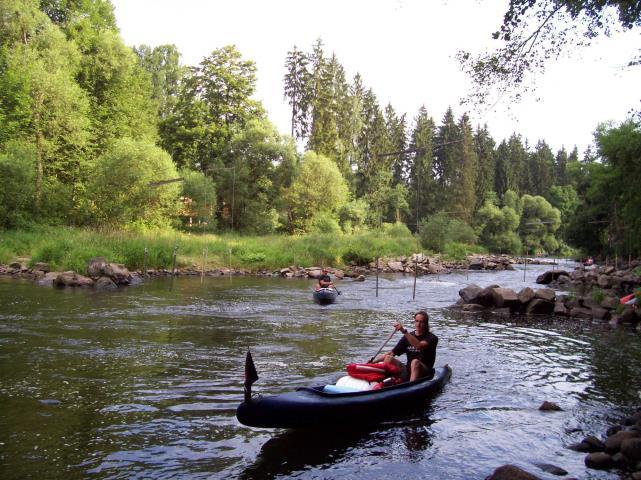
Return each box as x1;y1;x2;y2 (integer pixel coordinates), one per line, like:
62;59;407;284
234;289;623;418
374;311;438;382
317;268;334;290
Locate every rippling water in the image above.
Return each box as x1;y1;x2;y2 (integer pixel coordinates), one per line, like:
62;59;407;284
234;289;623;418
1;262;640;479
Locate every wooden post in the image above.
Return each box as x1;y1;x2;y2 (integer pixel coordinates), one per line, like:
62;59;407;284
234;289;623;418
466;261;469;280
143;247;148;277
376;257;379;298
171;245;178;276
229;248;232;276
412;256;418;300
523;249;527;282
201;247;207;283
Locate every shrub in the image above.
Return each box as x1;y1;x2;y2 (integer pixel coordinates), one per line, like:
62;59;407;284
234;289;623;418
591;289;605;303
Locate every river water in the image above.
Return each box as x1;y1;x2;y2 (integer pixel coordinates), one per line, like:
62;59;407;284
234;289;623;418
1;262;640;479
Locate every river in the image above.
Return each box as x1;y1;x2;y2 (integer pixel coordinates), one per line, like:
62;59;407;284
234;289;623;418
1;262;640;479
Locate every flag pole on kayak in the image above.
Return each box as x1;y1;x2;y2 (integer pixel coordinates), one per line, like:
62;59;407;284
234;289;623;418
244;349;259;402
368;330;397;363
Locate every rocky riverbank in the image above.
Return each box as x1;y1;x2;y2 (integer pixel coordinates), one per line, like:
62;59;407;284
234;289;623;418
0;253;558;289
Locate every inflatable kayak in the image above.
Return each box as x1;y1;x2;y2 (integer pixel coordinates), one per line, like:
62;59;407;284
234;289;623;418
237;352;451;428
313;287;338;305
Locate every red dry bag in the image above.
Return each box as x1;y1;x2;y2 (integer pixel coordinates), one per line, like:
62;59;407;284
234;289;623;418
346;362;401;382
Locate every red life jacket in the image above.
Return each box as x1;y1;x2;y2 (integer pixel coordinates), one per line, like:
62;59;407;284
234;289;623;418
346;362;401;382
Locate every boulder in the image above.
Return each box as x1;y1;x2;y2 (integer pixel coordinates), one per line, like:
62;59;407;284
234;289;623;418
539;401;562;411
104;263;131;284
621;438;641;461
491;288;519;308
95;277;118;290
534;463;567;476
534;288;556;302
525;299;555;315
518;287;535;304
36;271;59;286
54;271;94;288
32;262;50;273
583;435;606;451
605;430;640;453
601;296;620;310
475;286;500;307
620;306;641;324
460;284;483;303
597;275;612;288
585;452;614;469
485;465;542;480
590;306;610;321
554;302;568;316
306;268;322;279
387;261;404;272
536;270;570;284
86;257;109;278
570;307;593;319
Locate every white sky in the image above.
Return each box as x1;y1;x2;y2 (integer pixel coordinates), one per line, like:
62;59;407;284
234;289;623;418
111;0;641;155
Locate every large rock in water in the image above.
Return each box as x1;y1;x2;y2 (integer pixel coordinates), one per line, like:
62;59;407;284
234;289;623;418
87;257;132;285
459;284;483;303
518;287;535;305
491;288;519;308
485;464;542;480
536;270;569;284
54;271;94;288
525;299;554;315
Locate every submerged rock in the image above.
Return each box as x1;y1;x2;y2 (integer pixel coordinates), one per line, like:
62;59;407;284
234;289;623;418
485;464;541;480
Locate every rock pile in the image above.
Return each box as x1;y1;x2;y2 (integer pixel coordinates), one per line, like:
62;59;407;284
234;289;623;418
537;264;641;301
569;408;641;476
455;283;641;325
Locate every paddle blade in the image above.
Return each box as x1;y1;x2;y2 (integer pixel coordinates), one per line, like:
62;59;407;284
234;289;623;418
244;350;258;401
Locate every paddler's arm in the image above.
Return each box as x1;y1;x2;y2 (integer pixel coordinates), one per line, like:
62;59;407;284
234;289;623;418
394;322;429;350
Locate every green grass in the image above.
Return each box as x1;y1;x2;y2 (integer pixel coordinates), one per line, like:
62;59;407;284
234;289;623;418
0;225;423;273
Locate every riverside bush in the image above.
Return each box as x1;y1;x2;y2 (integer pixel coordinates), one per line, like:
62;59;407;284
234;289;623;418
0;225;421;271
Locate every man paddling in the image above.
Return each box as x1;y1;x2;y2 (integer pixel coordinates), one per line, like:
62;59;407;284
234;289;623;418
316;268;334;290
374;311;438;382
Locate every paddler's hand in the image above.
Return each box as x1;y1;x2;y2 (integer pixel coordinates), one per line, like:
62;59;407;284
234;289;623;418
394;322;408;335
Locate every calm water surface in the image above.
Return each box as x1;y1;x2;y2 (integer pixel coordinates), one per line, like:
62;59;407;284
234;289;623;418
1;262;640;479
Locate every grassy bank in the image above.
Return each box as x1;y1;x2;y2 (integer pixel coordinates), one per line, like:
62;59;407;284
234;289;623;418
0;224;464;273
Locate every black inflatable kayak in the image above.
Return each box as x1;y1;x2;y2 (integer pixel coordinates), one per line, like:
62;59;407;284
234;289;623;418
237;355;451;429
313;287;338;305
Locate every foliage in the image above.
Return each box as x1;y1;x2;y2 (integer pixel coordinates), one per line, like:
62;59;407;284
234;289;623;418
284;151;348;233
520;194;562;253
458;0;641;105
338;199;368;233
180;168;217;230
419;212;476;252
476;193;523;254
0;141;36;228
90;138;180;227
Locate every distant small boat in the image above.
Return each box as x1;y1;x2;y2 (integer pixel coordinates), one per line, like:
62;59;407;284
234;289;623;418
313;287;338;305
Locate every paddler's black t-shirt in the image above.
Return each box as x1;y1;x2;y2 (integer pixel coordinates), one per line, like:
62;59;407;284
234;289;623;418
392;331;438;369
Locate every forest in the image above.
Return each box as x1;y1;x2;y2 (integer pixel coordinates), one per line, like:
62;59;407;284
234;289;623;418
1;0;640;261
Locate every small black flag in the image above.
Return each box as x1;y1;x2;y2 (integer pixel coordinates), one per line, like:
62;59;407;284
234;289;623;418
244;350;258;401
